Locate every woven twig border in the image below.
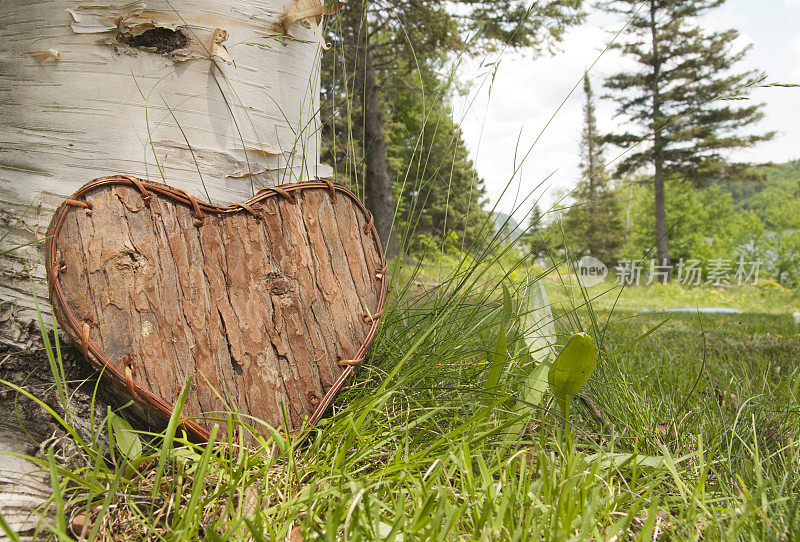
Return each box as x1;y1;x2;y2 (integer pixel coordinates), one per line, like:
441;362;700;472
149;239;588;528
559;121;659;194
45;175;388;441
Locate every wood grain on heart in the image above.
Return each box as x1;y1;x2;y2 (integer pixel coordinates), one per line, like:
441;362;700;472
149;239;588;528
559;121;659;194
45;176;387;441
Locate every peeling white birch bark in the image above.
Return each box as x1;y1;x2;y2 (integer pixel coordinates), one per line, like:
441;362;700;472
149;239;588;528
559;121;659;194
0;0;332;342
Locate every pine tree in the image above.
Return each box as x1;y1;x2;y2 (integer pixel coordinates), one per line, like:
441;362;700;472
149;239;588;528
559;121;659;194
321;0;585;258
602;0;774;279
561;73;623;264
387;89;491;252
523;203;550;261
321;24;490;254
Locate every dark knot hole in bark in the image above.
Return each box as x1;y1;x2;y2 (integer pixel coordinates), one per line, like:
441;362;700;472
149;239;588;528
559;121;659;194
117;28;189;54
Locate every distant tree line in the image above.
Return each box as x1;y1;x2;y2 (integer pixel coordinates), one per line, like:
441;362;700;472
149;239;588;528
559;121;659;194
535;0;787;284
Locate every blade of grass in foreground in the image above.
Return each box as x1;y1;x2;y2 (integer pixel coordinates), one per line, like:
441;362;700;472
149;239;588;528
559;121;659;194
151;377;193;509
175;425;219;538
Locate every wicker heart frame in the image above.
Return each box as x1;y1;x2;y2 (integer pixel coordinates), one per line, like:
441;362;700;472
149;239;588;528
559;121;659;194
45;176;387;441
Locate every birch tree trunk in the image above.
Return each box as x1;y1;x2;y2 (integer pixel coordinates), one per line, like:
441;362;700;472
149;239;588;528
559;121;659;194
0;1;329;536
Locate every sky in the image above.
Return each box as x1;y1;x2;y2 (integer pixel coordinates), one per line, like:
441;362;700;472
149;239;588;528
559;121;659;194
452;0;800;222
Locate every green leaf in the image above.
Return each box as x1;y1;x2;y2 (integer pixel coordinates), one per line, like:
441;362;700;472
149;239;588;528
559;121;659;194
0;513;22;542
483;326;508;408
519;279;556;407
151;377;191;508
176;425;219;534
548;332;598;411
502;279;557;446
173;447;203;475
501;283;513;325
47;447;66;535
637;497;662;542
108;412;143;461
584;453;667;470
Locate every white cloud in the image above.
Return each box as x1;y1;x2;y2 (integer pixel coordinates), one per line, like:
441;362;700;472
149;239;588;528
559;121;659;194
792;35;800;55
792;36;800;80
453;21;634;218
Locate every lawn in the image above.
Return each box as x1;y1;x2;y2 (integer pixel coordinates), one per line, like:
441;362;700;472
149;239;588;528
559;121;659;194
12;262;800;540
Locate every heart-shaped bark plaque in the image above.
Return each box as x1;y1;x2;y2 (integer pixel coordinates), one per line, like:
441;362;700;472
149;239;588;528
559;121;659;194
45;176;387;441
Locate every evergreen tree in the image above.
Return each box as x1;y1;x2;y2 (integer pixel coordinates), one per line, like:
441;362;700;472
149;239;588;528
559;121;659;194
523;203;550;261
561;73;623;264
387;86;491;252
321;24;489;254
602;0;774;279
321;0;585;258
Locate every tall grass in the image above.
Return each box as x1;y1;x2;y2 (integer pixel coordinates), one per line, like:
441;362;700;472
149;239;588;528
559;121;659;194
6;246;800;539
2;3;799;541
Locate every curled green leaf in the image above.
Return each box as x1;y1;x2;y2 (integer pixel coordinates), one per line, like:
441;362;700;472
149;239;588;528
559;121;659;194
548;332;598;412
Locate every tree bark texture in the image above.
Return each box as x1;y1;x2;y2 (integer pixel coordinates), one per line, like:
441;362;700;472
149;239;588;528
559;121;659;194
0;0;332;344
0;339;109;541
649;0;671;279
355;18;399;258
47;179;385;440
0;0;333;534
